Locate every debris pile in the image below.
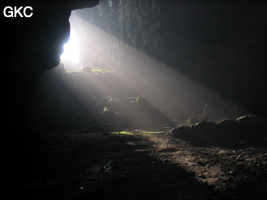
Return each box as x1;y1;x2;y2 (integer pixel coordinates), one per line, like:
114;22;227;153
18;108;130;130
167;116;267;147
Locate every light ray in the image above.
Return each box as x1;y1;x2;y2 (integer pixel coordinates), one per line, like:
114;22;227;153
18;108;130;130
55;11;241;131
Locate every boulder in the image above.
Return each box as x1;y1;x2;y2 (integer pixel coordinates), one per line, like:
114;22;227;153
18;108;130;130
167;126;193;141
168;116;267;147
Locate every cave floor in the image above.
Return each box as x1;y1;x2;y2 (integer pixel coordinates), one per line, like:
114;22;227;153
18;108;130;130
15;130;267;200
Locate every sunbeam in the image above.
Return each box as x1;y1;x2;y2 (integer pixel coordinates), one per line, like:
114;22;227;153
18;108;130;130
54;10;235;132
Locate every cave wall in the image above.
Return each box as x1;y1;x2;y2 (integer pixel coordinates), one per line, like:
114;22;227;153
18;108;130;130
3;0;99;88
2;0;99;131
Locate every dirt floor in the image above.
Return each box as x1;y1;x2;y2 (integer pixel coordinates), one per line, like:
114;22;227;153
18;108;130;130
15;130;267;200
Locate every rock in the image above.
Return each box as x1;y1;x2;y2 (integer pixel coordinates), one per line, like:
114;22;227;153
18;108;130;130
168;116;267;147
167;126;193;141
237;115;267;144
192;121;216;131
216;119;238;129
237;115;267;129
216;119;240;142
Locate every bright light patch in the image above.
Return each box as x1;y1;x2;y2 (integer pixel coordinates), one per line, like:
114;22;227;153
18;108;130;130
60;32;79;64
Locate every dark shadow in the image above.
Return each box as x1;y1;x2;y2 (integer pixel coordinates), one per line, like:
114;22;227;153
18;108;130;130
15;130;267;200
15;131;212;200
168;120;267;149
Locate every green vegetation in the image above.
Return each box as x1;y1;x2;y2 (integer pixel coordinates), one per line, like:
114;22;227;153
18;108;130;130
139;131;163;135
111;131;134;135
66;70;84;74
66;68;112;75
111;130;162;135
91;68;113;74
127;97;140;104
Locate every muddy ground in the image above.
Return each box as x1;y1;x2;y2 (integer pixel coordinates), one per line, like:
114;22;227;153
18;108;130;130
15;130;267;200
